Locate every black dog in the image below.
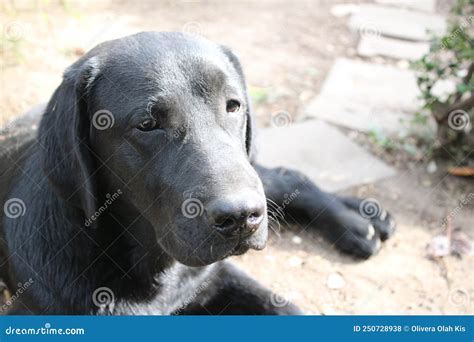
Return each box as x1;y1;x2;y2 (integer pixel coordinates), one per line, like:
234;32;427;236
0;32;395;315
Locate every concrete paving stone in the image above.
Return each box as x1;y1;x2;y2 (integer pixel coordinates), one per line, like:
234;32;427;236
330;4;360;18
357;35;430;60
256;120;397;192
348;4;446;41
375;0;436;13
331;0;436;18
303;58;423;134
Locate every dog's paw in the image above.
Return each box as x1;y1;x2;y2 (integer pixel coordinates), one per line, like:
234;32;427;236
369;206;396;241
347;197;396;241
328;197;395;258
330;211;382;258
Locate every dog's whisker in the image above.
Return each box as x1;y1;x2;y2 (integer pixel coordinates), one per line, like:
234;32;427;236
266;199;285;220
267;207;285;222
268;216;281;233
268;223;281;239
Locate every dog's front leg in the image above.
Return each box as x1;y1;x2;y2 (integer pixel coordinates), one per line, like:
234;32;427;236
254;164;395;258
174;261;302;315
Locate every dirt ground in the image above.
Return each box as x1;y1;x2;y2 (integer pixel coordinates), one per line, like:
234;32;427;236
1;0;360;126
233;167;473;315
1;0;472;315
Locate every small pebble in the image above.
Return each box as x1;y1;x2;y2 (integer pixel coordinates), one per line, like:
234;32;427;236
396;60;410;69
288;256;303;267
330;4;358;17
427;161;437;174
327;272;346;289
320;303;339;315
292;236;302;245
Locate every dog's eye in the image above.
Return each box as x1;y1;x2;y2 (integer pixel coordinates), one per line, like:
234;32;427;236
226;100;241;113
137;119;160;131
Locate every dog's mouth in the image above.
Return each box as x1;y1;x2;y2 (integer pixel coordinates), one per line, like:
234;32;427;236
230;230;267;256
208;232;267;264
231;241;250;256
155;214;268;267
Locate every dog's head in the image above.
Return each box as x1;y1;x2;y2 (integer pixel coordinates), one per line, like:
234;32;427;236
39;32;267;266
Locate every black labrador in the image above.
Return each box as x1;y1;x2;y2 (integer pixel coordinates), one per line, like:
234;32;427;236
0;32;395;315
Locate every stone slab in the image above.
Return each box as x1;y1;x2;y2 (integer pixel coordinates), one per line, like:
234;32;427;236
375;0;436;13
357;35;430;60
256;120;397;192
303;58;422;134
348;5;446;41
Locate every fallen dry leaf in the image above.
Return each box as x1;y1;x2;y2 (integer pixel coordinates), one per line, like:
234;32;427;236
448;166;474;177
427;235;451;257
427;215;473;258
327;272;346;289
451;227;473;257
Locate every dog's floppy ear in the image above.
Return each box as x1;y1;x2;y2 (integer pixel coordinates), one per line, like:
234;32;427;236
39;56;101;223
220;45;257;160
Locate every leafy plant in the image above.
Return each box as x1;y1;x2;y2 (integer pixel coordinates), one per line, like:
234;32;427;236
249;86;269;105
412;0;473;163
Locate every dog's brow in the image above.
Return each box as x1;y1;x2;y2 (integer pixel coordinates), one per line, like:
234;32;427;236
144;96;171;118
189;66;227;99
147;94;173;110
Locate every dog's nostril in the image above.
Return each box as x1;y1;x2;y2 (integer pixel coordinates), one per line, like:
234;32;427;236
213;211;264;238
214;216;240;237
247;212;263;225
243;211;263;235
216;217;236;230
207;195;266;237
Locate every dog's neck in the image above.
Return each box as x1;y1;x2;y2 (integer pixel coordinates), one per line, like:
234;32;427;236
14;152;209;314
93;200;216;315
94;197;174;290
28;174;179;313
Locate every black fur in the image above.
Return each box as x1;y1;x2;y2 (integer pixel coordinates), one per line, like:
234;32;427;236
0;32;395;315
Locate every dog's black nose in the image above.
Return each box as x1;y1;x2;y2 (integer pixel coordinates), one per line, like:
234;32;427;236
206;194;265;238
